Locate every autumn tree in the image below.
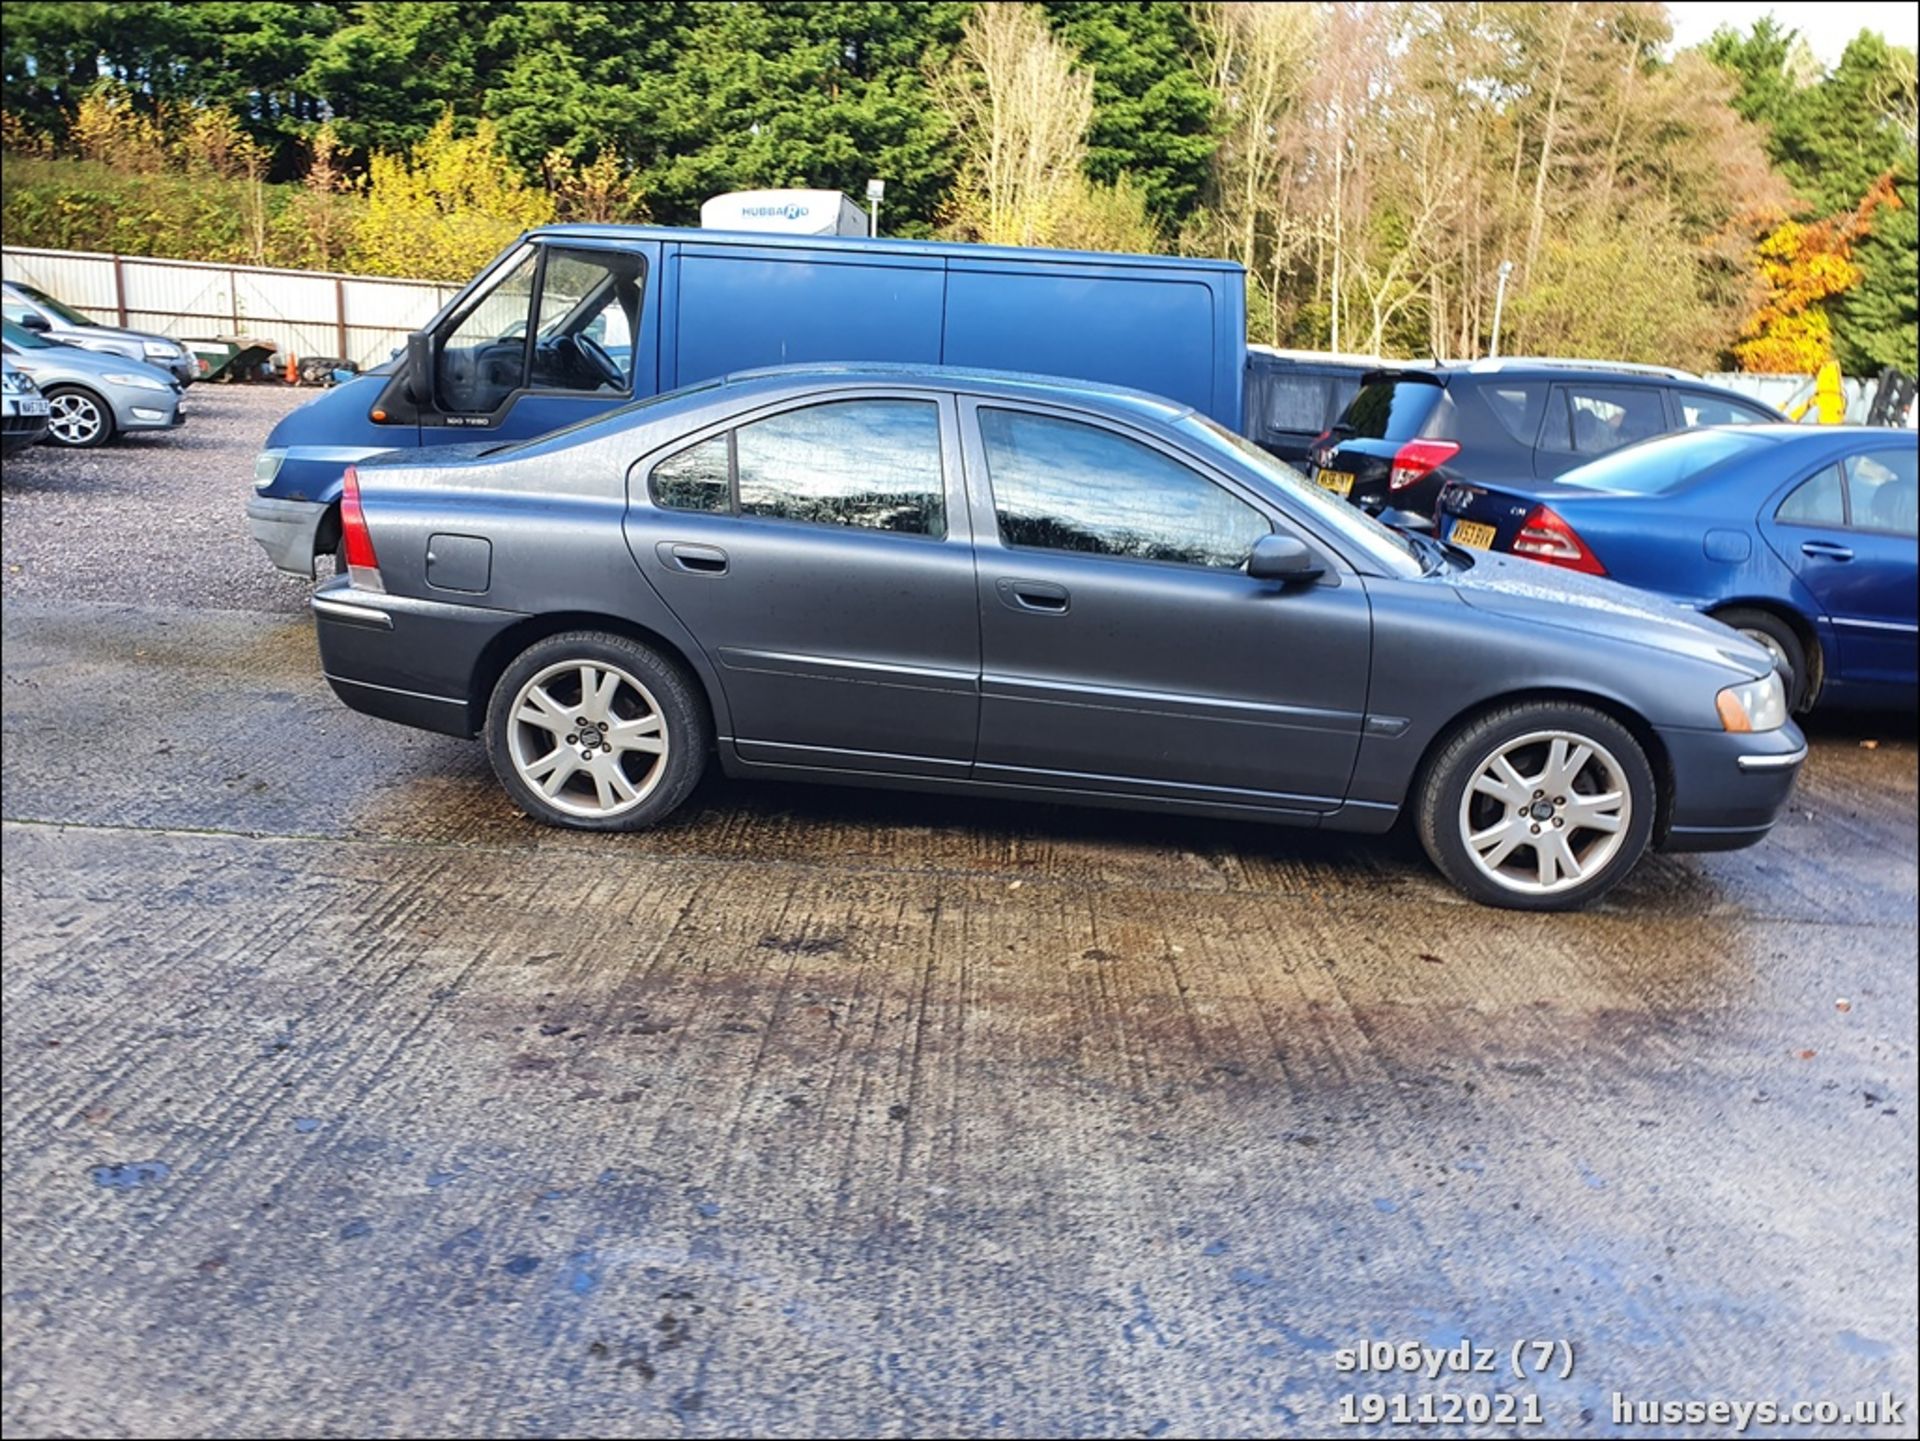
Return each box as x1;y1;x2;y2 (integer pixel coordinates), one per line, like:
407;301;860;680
933;2;1158;252
355;111;554;280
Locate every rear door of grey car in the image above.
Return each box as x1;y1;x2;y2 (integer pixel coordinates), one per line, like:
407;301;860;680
958;397;1372;813
631;388;980;776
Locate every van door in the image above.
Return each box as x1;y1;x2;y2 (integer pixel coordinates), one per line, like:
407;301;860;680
419;239;659;447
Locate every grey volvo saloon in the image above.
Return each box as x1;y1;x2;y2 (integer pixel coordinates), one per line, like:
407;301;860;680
309;366;1805;909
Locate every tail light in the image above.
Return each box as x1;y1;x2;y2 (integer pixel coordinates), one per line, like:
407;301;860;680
1388;439;1460;490
1512;505;1606;575
339;465;384;591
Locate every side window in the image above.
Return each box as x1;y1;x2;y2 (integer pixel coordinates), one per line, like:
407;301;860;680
1846;448;1918;536
1775;465;1847;528
1265;375;1333;433
436;248;538;414
529;247;643;395
735;400;946;536
979;408;1270;570
650;435;730;513
1676;391;1773;427
1482;382;1548;445
1545;384;1668;455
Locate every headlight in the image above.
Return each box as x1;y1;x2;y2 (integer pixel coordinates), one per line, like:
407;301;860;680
143;340;182;359
1716;672;1788;733
0;370;23;395
101;371;173;392
253;448;287;488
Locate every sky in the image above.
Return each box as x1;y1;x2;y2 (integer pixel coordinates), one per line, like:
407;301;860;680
1667;1;1920;67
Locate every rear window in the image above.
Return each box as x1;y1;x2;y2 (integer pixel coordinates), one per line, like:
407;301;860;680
1556;427;1771;495
1480;382;1548;444
1337;378;1442;441
1264;374;1334;433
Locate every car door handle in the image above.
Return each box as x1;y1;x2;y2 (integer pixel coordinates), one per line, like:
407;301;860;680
657;541;728;575
996;578;1070;614
1801;540;1854;562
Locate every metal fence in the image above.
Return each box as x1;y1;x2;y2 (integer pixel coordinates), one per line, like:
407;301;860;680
1;247;460;370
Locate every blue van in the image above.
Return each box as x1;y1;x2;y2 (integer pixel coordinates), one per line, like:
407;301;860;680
248;224;1248;575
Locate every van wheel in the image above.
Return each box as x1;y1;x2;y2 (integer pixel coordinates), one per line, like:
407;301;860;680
1714;607;1812;712
43;386;114;448
1417;702;1656;911
485;631;708;832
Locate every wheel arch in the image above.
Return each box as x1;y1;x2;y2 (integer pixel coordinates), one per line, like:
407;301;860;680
1705;597;1825;705
1410;687;1675;844
466;610;723;742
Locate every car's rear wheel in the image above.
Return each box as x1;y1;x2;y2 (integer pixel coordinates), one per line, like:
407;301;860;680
1714;606;1812;712
485;631;707;832
42;386;113;448
1417;702;1656;910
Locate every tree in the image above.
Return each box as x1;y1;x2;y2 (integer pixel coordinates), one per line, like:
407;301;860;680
1044;2;1218;224
355;111;554;280
1832;168;1919;374
933;2;1158;252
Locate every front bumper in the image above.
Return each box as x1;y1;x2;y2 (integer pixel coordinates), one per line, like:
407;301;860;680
247;495;329;578
1655;722;1808;852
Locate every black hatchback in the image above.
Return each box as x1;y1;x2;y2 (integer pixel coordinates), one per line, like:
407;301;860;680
1308;359;1781;521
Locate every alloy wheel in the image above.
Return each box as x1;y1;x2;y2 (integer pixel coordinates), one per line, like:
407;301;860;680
1456;729;1632;896
47;392;105;446
505;658;670;819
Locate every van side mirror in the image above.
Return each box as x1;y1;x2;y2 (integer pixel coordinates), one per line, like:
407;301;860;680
17;313;51;332
404;331;434;407
1247;533;1324;584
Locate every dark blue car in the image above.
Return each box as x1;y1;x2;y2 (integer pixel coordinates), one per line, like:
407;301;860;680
1436;425;1918;711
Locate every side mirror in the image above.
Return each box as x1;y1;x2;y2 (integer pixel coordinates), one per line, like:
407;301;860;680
1247;533;1324;584
17;313;51;332
404;331;434;407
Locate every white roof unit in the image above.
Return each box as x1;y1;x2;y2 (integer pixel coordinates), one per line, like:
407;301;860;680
699;190;869;238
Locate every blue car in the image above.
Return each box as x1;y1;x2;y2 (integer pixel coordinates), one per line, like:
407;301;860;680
1436;424;1918;711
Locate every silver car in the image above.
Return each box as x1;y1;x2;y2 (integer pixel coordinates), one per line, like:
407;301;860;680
1;320;184;448
1;279;198;387
2;357;51;455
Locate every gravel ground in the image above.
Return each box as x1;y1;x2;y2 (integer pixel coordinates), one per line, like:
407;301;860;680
2;384;315;615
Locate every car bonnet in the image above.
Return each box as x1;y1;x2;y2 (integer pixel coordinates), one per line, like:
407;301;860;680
1448;548;1774;677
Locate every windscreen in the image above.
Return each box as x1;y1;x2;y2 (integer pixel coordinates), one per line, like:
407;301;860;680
1338;377;1443;440
1556;427;1772;495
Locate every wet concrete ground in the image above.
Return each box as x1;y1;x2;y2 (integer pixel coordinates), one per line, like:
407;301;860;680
2;387;1916;1437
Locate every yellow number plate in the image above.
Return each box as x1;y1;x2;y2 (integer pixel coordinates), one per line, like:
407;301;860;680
1451;520;1496;550
1316;469;1355;497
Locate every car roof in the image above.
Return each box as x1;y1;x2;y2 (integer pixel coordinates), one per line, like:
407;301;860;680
712;361;1196;421
1365;358;1704;385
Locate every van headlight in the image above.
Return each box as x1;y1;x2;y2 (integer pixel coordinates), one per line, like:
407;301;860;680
253;448;287;488
1716;672;1788;733
102;371;172;392
143;340;182;360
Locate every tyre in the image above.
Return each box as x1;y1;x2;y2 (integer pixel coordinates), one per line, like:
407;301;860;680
484;630;708;832
1713;606;1812;712
42;386;114;449
1417;701;1657;911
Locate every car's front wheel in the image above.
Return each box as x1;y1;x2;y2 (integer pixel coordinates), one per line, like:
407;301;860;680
1417;702;1657;910
42;386;114;448
484;630;708;831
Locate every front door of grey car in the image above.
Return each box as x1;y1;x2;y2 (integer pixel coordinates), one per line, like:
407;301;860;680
633;391;980;775
960;400;1371;811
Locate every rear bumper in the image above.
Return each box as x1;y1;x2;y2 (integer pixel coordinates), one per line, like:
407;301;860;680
312;581;523;739
247;495;329;578
1655;723;1807;853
